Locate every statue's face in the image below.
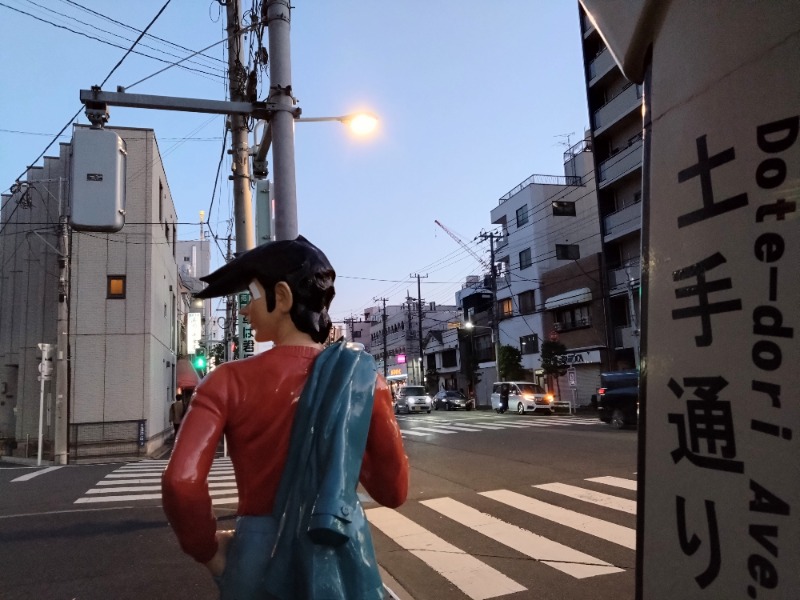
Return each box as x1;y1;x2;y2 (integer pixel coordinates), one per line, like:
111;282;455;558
239;279;274;343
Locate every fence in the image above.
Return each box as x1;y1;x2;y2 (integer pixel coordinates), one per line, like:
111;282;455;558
69;419;146;461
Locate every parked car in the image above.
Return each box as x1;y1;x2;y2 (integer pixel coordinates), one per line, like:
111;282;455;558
433;390;473;411
597;386;638;428
597;370;639;428
490;382;555;414
394;386;432;414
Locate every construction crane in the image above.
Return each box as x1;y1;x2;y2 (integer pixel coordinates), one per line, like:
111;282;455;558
434;220;491;271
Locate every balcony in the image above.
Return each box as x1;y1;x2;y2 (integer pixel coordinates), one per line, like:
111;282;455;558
581;13;596;37
588;47;616;86
593;84;643;136
603;201;642;242
554;317;591;332
607;259;641;296
598;136;643;188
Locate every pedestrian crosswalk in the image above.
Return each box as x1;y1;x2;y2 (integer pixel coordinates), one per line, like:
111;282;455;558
73;457;239;506
395;414;602;438
74;460;636;599
367;475;637;599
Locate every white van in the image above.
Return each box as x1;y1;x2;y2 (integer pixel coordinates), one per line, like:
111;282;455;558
491;382;555;414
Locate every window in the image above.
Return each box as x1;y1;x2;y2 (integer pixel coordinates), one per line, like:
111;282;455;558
552;200;577;216
498;298;513;318
553;304;591;332
441;349;458;368
519;248;532;270
107;275;126;299
520;334;539;354
518;290;535;315
556;244;580;260
352;330;362;338
184;256;191;262
516;205;529;227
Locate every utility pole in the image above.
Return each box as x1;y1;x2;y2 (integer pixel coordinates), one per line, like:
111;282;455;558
225;0;255;253
375;298;388;378
224;235;234;363
410;273;428;385
54;201;70;465
477;231;502;379
264;0;298;240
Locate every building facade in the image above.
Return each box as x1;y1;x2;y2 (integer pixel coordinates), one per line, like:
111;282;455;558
579;6;643;370
0;125;179;460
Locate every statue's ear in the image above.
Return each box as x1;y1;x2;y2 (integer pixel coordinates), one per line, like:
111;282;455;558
273;281;293;313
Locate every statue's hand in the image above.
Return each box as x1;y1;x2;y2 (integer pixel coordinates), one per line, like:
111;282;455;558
205;530;234;577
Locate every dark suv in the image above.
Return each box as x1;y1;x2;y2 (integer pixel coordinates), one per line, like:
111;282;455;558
597;370;639;429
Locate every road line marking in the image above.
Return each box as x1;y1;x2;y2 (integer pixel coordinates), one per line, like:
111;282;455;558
426;425;485;432
407;427;458;434
459;423;504;430
481;489;635;550
476;422;528;428
366;506;526;599
11;466;63;482
76;488;239;503
422;497;623;579
212;496;239;506
87;481;238;493
533;483;637;514
105;472;235;481
399;429;430;437
585;476;637;491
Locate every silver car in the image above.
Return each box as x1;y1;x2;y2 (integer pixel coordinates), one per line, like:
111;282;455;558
394;386;432;414
490;381;555;414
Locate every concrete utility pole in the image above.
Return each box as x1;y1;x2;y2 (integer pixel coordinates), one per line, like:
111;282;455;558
376;298;388;378
225;0;255;254
477;231;502;379
410;273;428;385
224;235;234;363
54;204;70;465
264;0;298;240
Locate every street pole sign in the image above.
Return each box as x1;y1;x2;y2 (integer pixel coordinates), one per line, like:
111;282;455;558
237;292;255;360
580;2;799;598
36;343;53;466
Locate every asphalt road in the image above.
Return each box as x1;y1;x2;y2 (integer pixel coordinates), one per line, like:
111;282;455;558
0;410;637;600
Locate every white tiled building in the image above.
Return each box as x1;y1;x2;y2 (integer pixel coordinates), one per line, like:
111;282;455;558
0;125;179;460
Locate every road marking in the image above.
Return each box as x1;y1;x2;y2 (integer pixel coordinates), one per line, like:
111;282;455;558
422;497;624;579
453;423;504;430
366;506;526;600
533;483;637;514
104;472;235;481
474;422;528;429
586;476;638;491
87;480;238;493
480;489;635;550
423;424;485;432
10;466;63;482
406;426;458;434
399;429;430;437
76;487;239;504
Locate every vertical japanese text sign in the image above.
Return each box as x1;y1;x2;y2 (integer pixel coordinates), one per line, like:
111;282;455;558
580;1;799;598
237;291;255;360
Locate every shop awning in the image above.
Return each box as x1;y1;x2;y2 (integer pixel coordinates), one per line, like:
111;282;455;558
177;358;201;389
544;287;592;310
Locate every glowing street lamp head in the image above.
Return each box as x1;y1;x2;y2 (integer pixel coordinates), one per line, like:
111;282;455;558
344;112;378;135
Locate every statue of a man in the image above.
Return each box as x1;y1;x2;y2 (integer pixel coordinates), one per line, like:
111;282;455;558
162;236;409;599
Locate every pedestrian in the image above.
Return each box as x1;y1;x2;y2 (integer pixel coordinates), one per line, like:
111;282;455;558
500;382;510;413
168;394;185;435
161;236;409;600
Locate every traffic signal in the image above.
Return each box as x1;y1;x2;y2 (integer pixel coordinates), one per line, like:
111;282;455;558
193;347;206;370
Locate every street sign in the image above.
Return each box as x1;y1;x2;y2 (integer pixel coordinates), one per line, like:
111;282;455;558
567;367;577;388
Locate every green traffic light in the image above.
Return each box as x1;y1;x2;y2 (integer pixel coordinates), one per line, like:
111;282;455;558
194;356;206;369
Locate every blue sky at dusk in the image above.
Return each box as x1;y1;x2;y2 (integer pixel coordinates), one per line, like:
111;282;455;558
0;1;590;324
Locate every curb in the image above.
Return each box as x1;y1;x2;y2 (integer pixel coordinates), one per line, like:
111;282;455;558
380;565;414;600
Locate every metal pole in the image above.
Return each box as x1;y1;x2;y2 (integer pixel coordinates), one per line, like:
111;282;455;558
226;0;255;254
54;206;70;464
265;0;298;240
416;276;424;385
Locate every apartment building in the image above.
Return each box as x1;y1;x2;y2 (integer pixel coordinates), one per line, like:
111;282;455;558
0;125;179;460
579;6;643;369
489;139;606;405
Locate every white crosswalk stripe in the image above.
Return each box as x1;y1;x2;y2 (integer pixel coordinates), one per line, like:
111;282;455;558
74;457;239;505
396;414;603;438
367;475;637;599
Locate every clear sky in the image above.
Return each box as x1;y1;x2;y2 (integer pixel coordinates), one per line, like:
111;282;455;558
0;0;590;325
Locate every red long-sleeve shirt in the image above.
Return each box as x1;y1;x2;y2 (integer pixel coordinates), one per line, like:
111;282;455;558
162;345;409;563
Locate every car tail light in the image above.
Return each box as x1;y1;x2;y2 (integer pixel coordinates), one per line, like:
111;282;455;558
598;387;607;396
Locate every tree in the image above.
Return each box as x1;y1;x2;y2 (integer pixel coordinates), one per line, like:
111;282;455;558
208;342;226;367
540;340;568;399
498;344;526;381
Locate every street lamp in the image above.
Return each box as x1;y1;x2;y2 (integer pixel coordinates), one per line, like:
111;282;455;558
296;111;379;135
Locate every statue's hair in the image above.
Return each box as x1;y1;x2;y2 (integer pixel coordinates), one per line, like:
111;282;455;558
196;236;335;344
